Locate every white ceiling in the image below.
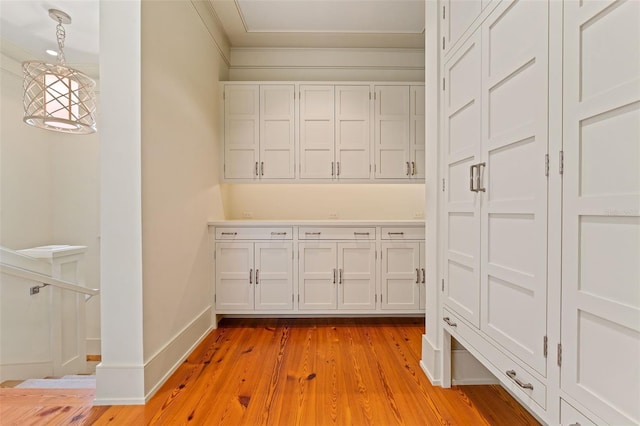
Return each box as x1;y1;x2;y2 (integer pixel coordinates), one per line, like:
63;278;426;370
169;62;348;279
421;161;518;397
0;0;424;66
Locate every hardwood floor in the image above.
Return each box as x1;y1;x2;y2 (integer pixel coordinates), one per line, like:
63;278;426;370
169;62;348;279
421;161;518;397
0;317;540;425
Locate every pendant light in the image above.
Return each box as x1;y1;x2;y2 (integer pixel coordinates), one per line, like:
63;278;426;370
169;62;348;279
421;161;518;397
22;9;97;134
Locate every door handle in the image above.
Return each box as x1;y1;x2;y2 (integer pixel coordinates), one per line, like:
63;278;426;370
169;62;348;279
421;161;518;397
331;162;335;176
249;268;253;284
255;269;259;285
339;268;343;284
469;164;477;192
406;161;411;176
255;162;259;176
411;161;416;176
260;162;264;176
421;268;426;284
337;162;340;176
416;268;420;284
333;268;337;284
506;370;533;390
477;162;486;192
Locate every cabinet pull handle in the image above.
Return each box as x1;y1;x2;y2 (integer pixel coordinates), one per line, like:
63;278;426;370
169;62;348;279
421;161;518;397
306;232;321;236
221;232;238;236
260;162;264;176
339;268;343;284
416;268;420;283
249;268;253;284
443;317;457;327
271;232;287;236
255;162;259;176
469;164;476;192
354;232;370;236
331;162;335;176
337;162;340;176
255;269;259;285
412;161;416;176
477;162;486;192
421;268;426;284
333;268;337;284
387;232;404;236
506;370;533;390
406;161;411;176
568;423;581;426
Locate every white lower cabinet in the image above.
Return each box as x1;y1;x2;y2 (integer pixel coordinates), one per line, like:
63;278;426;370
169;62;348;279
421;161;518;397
215;242;293;311
298;241;376;311
380;242;425;310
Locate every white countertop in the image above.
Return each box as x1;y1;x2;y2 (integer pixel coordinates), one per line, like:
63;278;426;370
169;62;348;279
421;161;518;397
208;219;424;226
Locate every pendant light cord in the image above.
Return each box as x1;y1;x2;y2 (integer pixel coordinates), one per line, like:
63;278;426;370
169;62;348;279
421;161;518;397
55;19;66;64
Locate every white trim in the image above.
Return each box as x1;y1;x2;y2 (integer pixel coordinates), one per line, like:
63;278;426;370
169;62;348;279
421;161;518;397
190;0;231;67
143;307;213;401
420;334;441;385
94;364;145;406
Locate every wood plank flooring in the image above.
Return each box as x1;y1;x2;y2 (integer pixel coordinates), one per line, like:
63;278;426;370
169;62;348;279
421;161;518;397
0;317;540;425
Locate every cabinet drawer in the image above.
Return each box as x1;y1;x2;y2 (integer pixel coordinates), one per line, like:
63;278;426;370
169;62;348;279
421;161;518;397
381;227;424;240
299;227;375;240
215;227;293;240
442;308;546;409
560;399;598;426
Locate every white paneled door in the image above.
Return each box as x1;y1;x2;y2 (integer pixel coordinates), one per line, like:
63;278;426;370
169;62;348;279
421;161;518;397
337;242;376;310
254;243;293;310
260;85;295;179
381;242;421;310
375;85;410;179
410;85;425;179
224;85;259;179
215;243;254;310
335;85;371;179
479;0;549;376
442;29;482;327
299;85;335;179
298;242;337;310
562;1;640;424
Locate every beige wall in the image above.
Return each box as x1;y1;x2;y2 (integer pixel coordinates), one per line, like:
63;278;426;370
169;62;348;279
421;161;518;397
140;0;227;395
222;184;424;220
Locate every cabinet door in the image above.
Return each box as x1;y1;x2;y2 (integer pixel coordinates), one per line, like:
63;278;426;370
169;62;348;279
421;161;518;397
381;242;420;310
224;85;259;179
442;30;482;327
299;85;334;179
479;0;549;376
215;243;253;310
374;85;410;179
254;242;293;310
260;85;295;179
337;242;376;310
410;85;425;179
298;242;337;310
561;1;640;424
442;0;482;56
419;242;426;310
335;85;371;179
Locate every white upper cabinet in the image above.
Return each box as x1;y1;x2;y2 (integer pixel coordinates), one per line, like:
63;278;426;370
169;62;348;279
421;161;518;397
442;0;496;57
299;85;371;180
223;82;423;183
561;1;640;424
335;85;371;179
224;84;295;180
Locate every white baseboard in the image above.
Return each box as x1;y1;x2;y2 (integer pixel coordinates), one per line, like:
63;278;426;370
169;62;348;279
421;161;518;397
94;364;145;405
143;306;213;401
0;361;53;382
420;334;441;385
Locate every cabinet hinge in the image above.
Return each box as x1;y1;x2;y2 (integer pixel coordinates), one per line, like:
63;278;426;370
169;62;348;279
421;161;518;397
545;154;549;177
214;294;217;302
375;250;378;260
543;336;548;358
442;37;446;50
443;5;446;19
442;78;446;91
441;278;444;292
559;150;564;175
298;294;300;303
557;343;562;367
214;250;216;260
375;294;377;303
292;294;294;302
442;178;446;192
370;164;372;173
223;90;225;100
369;92;372;100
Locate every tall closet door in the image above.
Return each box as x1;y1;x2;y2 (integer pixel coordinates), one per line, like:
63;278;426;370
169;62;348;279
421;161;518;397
479;0;549;375
260;85;295;179
335;85;371;179
224;85;259;179
561;1;640;424
299;85;334;179
374;85;410;179
442;30;482;327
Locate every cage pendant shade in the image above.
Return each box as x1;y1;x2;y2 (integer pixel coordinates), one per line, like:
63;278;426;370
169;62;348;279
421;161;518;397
23;62;96;134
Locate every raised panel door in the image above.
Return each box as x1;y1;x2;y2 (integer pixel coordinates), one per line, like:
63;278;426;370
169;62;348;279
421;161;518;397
254;242;293;310
442;0;482;56
410;85;425;179
298;242;337;310
561;1;640;424
335;85;371;179
375;85;410;179
381;242;420;310
479;0;549;376
224;85;259;179
260;85;295;179
299;85;334;179
215;243;253;310
442;30;482;327
337;242;376;310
